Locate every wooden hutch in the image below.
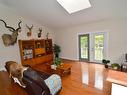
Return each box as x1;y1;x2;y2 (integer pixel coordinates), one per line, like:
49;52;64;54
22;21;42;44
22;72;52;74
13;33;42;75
18;39;53;71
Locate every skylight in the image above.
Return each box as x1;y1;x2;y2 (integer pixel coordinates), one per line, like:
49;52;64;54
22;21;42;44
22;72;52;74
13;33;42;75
57;0;91;14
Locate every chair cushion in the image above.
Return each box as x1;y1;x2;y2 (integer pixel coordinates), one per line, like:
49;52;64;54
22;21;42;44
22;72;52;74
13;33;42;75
44;74;62;95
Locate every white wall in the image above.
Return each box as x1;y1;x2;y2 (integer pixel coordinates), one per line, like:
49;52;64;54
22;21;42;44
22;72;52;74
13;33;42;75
54;18;127;63
0;4;55;70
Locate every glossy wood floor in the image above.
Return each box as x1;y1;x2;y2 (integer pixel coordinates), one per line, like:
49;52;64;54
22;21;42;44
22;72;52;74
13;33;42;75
0;61;111;95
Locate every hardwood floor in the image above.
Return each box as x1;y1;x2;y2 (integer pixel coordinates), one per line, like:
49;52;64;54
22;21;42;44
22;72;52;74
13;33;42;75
60;61;111;95
0;61;111;95
0;71;27;95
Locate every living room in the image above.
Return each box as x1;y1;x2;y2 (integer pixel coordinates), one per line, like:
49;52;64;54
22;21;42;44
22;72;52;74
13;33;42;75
0;0;127;95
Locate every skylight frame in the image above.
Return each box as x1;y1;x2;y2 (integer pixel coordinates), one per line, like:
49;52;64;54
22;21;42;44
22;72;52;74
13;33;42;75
57;0;91;14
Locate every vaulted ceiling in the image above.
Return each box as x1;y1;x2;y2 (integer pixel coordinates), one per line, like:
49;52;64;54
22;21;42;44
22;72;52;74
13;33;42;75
0;0;127;29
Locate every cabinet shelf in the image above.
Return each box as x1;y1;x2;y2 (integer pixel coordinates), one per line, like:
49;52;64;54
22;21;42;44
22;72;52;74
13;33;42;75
18;39;53;66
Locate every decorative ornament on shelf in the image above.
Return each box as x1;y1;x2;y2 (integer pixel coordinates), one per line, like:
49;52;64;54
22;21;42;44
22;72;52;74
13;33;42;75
38;28;42;38
26;24;33;37
0;19;22;46
46;32;49;39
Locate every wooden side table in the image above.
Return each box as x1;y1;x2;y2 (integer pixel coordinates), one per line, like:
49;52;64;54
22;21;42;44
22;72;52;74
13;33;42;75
51;63;72;76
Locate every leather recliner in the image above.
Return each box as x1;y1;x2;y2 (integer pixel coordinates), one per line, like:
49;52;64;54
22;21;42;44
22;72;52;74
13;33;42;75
5;65;62;95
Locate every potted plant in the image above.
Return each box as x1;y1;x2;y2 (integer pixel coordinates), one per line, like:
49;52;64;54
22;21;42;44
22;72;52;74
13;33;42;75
102;59;110;68
53;44;61;58
54;57;61;66
51;57;61;70
111;63;120;70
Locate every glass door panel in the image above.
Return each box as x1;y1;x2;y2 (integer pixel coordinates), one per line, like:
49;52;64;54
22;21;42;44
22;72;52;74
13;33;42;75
79;34;89;61
94;34;104;61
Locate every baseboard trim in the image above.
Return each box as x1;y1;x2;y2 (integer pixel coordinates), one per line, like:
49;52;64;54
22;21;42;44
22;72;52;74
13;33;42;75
61;58;79;62
61;58;103;65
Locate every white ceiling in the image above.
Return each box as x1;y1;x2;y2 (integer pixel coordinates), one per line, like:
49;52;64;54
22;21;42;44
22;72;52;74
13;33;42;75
0;0;127;29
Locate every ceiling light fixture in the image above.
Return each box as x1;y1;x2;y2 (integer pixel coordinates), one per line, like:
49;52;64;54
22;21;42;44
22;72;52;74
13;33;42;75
57;0;91;14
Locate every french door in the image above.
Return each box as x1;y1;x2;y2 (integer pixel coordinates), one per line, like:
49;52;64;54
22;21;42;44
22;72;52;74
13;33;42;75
79;32;107;63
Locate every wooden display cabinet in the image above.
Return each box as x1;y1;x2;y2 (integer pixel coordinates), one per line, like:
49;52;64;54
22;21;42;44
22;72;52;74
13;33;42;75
18;39;53;67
